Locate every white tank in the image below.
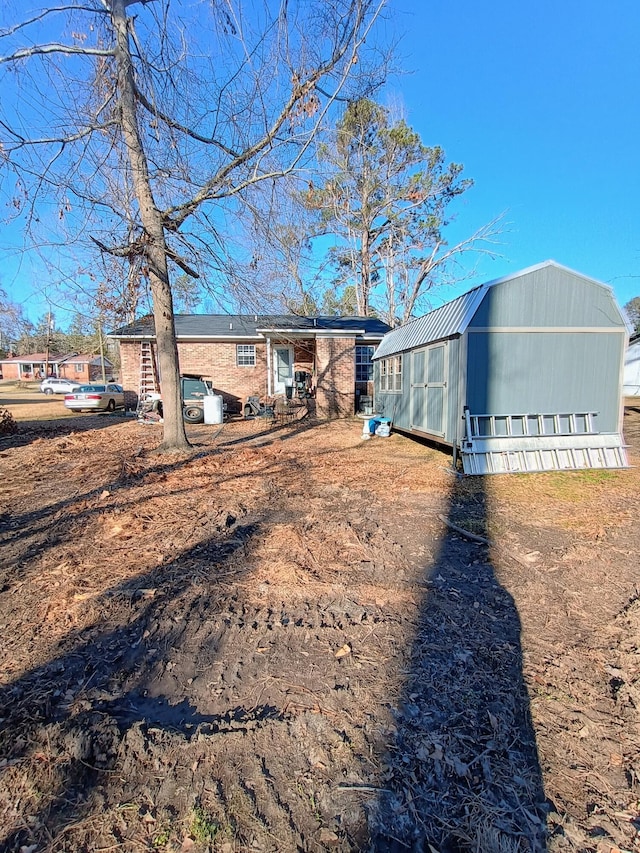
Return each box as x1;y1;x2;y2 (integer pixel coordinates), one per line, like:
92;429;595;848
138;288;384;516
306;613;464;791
203;394;224;424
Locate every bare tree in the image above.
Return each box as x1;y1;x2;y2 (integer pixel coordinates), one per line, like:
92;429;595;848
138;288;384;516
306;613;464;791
0;0;386;450
0;287;30;353
624;296;640;334
308;98;503;325
222;176;332;315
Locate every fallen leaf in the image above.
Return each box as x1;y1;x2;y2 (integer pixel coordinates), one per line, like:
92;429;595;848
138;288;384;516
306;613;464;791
334;643;352;659
137;588;157;599
318;828;339;845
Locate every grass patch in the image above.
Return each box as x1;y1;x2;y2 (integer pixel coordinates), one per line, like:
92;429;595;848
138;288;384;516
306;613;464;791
188;805;220;843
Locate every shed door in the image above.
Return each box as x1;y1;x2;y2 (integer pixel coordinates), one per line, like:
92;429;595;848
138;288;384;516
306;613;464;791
411;342;448;437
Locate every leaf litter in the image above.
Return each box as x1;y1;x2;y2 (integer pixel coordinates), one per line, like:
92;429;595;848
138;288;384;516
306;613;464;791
0;409;639;852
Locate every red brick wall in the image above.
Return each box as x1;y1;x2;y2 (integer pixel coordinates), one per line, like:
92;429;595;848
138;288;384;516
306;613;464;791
315;337;356;418
0;364;20;380
119;342;142;394
58;364;91;383
118;339;269;412
293;342;314;377
178;340;268;412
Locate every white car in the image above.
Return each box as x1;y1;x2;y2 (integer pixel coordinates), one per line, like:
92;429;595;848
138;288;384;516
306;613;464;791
40;377;82;395
64;383;125;413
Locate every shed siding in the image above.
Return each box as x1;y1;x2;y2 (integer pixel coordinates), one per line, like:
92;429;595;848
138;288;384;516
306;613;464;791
447;336;463;442
469;267;622;329
466;330;625;432
374;367;410;427
373;263;628;453
375;337;463;443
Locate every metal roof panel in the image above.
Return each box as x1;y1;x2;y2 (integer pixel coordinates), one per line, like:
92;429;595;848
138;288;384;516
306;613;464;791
373;286;486;359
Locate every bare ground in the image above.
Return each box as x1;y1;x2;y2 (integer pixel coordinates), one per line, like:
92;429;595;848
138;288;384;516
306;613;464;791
0;385;639;853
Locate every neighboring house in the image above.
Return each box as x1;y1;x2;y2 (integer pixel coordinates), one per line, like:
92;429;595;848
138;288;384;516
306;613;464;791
108;314;390;418
0;353;69;381
57;354;115;384
0;353;113;383
623;333;640;397
373;261;630;473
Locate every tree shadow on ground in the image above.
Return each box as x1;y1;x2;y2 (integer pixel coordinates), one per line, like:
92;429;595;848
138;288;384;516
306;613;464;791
0;419;551;852
0;525;261;852
368;476;549;852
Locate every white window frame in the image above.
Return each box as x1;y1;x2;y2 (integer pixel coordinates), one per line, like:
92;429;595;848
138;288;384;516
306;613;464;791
380;355;402;393
236;344;256;367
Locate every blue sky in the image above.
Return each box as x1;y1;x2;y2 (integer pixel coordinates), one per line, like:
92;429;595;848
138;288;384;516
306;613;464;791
1;0;639;324
385;0;640;309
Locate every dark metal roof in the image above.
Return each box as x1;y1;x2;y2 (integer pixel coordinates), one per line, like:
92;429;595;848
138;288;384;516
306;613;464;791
109;314;391;339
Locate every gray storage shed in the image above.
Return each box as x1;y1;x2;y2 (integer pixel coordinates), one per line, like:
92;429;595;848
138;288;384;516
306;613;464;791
372;261;630;473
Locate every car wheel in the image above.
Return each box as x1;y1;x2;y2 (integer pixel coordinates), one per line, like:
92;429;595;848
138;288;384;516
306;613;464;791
106;399;116;412
44;388;53;395
183;405;204;424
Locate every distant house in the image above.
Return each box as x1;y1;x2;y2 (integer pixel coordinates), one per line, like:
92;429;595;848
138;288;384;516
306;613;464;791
0;353;114;383
0;353;68;381
623;334;640;397
108;314;390;418
57;354;115;384
373;261;630;473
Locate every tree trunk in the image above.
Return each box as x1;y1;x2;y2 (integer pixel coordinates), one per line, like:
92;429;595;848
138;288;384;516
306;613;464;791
111;0;189;452
360;227;371;316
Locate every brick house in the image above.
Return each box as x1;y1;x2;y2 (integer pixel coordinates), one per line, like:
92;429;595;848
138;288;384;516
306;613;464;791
108;315;390;418
0;353;68;381
0;353;113;382
56;354;115;383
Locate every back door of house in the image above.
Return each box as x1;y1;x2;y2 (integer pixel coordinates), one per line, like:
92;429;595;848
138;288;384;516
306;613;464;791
273;346;294;394
410;342;448;437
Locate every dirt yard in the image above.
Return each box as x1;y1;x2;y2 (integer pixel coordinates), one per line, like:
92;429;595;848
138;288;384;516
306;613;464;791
1;383;639;853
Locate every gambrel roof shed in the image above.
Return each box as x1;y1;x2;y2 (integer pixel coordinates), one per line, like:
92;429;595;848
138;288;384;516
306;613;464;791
373;261;630;473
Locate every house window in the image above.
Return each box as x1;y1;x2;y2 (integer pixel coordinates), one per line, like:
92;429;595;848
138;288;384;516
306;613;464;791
380;355;402;392
236;344;256;367
74;363;83;373
355;345;375;382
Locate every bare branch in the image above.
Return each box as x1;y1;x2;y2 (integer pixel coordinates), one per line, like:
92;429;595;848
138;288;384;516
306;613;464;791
133;85;239;158
0;6;108;38
164;0;385;228
0;43;114;63
1;117;118;149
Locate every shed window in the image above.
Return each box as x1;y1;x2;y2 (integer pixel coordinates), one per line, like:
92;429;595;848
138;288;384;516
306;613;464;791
236;344;256;367
355;345;375;381
380;356;402;392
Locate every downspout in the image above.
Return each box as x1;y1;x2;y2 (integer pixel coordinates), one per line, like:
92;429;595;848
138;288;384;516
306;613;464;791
266;336;272;397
